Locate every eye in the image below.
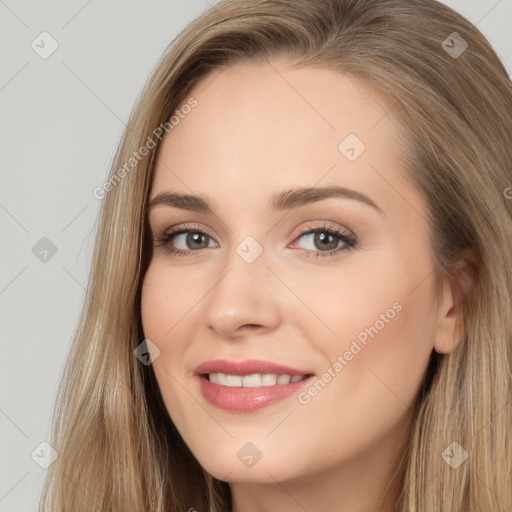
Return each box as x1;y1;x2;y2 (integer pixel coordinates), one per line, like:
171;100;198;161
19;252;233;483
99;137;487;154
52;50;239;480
154;223;217;258
290;222;357;260
154;221;357;260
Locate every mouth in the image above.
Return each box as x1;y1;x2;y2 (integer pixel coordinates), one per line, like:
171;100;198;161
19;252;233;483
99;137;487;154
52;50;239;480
193;359;316;412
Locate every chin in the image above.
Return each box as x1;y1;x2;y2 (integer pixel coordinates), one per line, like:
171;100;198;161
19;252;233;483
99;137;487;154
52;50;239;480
196;446;306;484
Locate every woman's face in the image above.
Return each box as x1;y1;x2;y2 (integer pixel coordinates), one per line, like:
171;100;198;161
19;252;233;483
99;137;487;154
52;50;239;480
141;61;450;484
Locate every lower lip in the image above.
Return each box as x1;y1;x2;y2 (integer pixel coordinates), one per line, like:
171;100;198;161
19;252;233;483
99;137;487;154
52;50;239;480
197;375;315;412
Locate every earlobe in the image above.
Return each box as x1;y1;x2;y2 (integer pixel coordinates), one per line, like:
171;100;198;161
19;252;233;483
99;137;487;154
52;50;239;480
433;251;478;354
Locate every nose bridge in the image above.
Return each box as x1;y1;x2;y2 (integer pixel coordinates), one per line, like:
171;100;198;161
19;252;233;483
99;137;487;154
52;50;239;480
202;237;281;337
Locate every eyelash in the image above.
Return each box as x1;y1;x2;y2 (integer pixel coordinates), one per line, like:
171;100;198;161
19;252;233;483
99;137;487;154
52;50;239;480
153;222;357;260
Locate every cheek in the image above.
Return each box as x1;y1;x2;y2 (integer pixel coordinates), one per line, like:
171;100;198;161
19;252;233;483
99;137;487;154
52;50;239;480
140;261;200;342
313;267;436;417
140;263;196;422
283;268;437;474
140;262;193;404
292;244;437;419
140;276;164;341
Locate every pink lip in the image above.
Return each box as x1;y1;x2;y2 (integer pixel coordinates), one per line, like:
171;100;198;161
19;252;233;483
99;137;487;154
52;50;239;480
194;359;316;412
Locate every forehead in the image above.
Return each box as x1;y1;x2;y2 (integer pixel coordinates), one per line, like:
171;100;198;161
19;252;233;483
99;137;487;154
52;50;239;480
150;61;416;218
166;61;393;153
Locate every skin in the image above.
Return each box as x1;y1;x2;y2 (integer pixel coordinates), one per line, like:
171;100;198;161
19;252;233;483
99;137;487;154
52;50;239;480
140;59;463;512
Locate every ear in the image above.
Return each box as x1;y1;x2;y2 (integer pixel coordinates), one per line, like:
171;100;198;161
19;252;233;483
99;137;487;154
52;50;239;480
434;250;478;354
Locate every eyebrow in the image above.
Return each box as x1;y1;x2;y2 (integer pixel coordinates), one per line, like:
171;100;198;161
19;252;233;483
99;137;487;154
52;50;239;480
147;186;383;215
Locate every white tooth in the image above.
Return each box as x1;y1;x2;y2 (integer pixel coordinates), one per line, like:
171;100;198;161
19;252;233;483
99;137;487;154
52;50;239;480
226;374;243;387
261;373;278;386
209;372;305;386
242;374;262;387
277;374;291;385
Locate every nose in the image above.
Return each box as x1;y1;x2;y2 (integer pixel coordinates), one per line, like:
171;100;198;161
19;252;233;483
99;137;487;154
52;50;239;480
202;249;282;339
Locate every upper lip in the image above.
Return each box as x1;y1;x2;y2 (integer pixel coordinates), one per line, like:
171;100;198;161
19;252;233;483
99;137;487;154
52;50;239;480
194;359;315;377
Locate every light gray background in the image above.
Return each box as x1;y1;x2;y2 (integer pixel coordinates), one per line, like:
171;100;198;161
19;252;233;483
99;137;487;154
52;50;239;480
1;1;510;510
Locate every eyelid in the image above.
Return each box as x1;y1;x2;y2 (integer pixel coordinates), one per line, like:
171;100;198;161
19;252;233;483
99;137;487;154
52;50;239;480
293;220;354;239
158;222;217;240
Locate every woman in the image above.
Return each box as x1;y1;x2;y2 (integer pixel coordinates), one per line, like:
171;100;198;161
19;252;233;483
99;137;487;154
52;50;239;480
40;0;512;511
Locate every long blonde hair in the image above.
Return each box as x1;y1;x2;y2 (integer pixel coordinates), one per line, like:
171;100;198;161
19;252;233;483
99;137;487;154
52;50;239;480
39;0;512;510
